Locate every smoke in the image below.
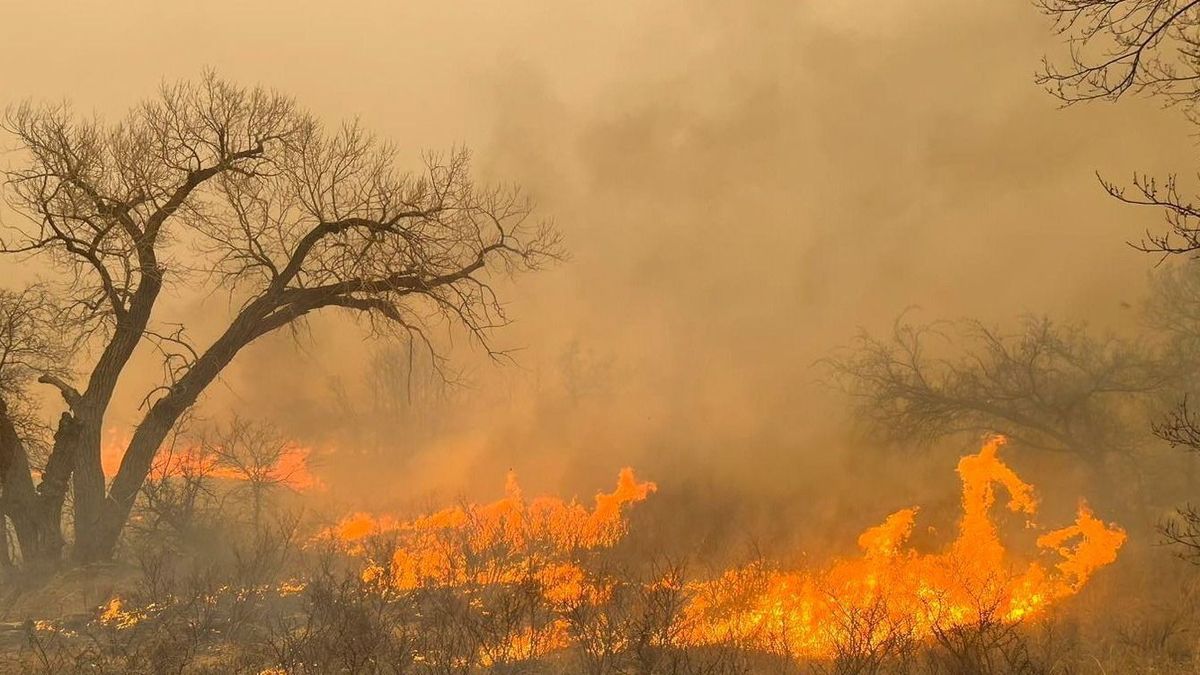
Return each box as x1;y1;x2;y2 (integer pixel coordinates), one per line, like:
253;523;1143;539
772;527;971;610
0;0;1194;553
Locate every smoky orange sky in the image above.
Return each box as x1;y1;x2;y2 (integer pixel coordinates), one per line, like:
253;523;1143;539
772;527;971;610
0;1;1192;534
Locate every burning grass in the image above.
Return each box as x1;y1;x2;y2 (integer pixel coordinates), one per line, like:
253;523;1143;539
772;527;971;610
677;437;1125;659
3;437;1133;674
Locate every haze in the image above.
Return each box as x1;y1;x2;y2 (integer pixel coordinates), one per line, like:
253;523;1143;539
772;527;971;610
0;0;1188;529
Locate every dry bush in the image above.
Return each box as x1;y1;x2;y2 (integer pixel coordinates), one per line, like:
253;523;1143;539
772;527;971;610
816;596;918;675
265;556;418;675
1;461;1198;675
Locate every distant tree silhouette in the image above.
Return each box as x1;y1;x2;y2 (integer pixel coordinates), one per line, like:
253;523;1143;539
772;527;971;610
826;314;1171;457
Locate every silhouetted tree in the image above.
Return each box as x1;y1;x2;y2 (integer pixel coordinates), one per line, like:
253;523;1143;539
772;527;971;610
1038;0;1200;104
1038;0;1200;256
328;342;452;459
0;73;561;563
204;417;306;528
0;287;72;564
826;314;1170;456
1037;0;1200;557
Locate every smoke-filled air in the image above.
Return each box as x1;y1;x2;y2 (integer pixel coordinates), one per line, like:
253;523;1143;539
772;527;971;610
0;1;1196;673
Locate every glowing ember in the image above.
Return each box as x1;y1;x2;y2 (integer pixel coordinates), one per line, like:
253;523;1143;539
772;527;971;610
677;436;1126;658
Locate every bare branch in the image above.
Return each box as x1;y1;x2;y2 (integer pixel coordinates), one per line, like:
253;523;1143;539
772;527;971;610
1037;0;1200;105
824;312;1172;455
37;374;81;409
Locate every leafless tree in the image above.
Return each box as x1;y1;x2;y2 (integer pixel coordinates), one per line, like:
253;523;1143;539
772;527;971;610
1037;0;1200;559
1149;396;1200;561
0;73;561;563
203;417;307;528
129;415;220;549
0;287;73;565
1038;0;1200;105
825;314;1170;456
1037;1;1200;256
327;342;452;460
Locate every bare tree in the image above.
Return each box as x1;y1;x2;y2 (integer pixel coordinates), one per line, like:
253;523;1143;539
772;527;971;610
128;417;218;548
1150;396;1200;561
203;417;306;528
327;342;452;459
1037;0;1200;558
825;314;1170;456
1038;0;1200;105
1037;0;1200;256
0;73;561;563
0;287;73;564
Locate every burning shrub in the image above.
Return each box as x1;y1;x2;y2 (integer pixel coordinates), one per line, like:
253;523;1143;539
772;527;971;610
676;437;1125;661
0;440;1133;674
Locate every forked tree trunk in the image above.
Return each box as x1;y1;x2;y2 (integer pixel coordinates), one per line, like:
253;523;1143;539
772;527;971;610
65;275;165;563
0;400;73;565
83;311;262;562
85;396;190;562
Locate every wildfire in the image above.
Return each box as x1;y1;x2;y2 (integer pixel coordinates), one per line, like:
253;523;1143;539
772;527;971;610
321;467;657;592
318;439;1124;663
101;428;322;491
88;437;1125;666
678;436;1126;658
317;468;655;664
96;596;150;630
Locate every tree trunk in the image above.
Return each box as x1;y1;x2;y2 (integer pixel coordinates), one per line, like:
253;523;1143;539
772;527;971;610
84;308;267;562
0;400;71;565
66;275;164;563
69;416;108;564
83;398;184;562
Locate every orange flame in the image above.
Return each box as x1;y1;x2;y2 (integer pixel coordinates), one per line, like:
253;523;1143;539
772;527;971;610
96;596;149;630
318;468;655;664
101;428;322;492
678;436;1126;657
96;438;1123;665
321;467;657;593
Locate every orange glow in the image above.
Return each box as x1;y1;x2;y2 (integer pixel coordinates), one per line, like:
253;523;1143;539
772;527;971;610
318;468;655;663
677;436;1126;658
101;428;322;492
320;468;656;592
96;596;146;630
319;440;1123;663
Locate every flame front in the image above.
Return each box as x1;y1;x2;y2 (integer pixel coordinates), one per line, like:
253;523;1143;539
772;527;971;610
319;468;656;663
98;437;1122;666
678;436;1126;658
322;467;657;593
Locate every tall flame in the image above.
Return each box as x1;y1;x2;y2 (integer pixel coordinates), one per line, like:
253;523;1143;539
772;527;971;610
678;436;1126;658
321;467;657;591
